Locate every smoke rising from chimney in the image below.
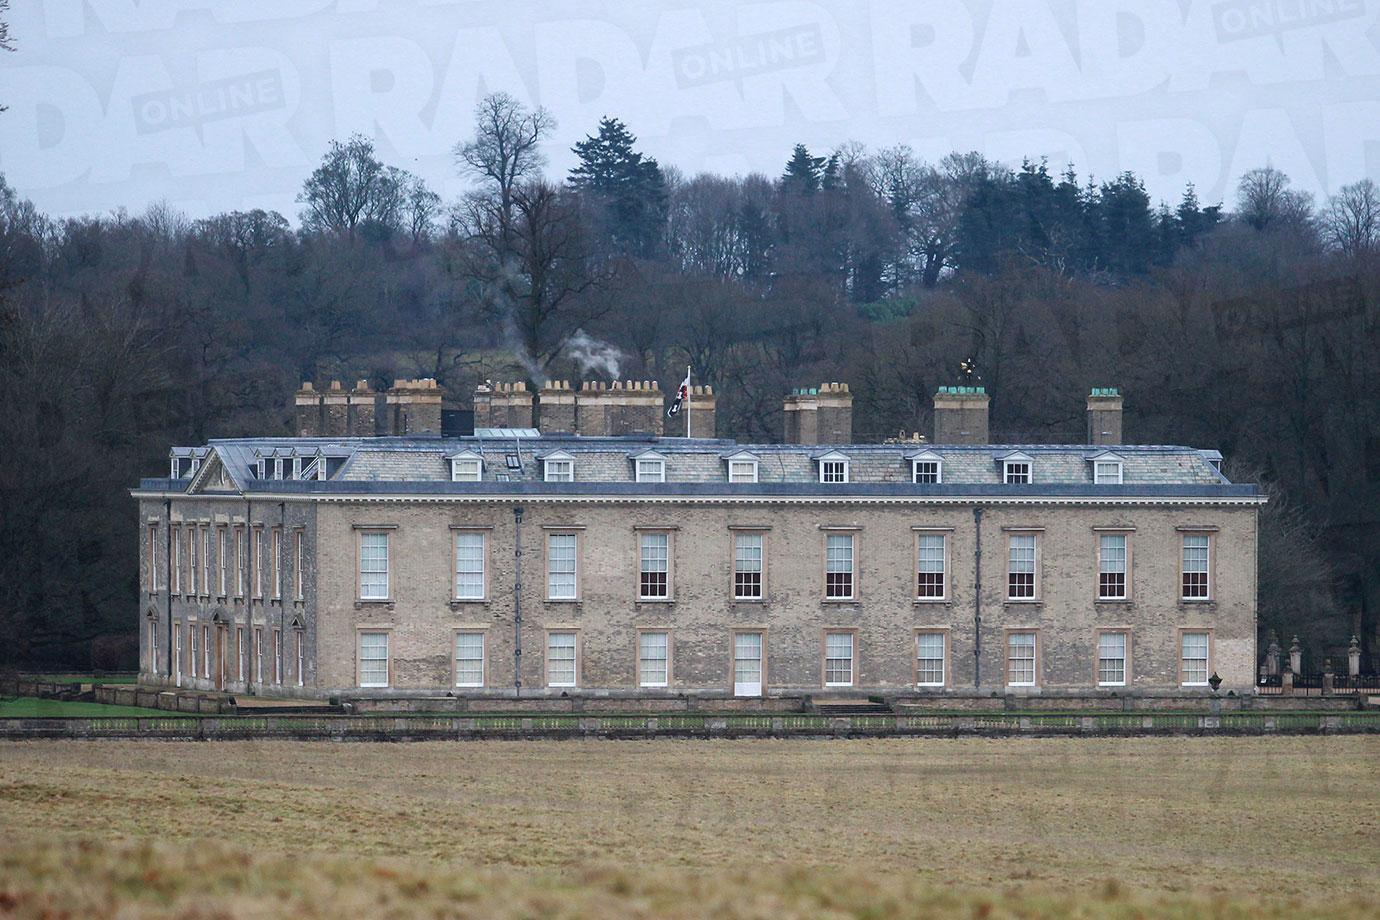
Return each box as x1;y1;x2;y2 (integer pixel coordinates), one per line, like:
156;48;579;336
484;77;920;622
564;329;623;379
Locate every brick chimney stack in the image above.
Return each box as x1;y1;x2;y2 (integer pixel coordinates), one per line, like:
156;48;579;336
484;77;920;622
483;381;534;429
1087;387;1124;445
575;380;663;437
933;386;989;444
349;380;376;436
685;385;715;438
385;378;443;435
784;383;852;445
540;380;577;433
295;382;323;437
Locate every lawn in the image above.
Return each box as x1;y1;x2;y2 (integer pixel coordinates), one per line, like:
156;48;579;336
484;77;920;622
19;673;138;685
0;737;1376;918
0;697;165;718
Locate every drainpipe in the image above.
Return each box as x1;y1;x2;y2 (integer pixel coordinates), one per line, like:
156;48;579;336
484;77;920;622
973;505;983;689
513;505;524;696
279;501;287;690
164;499;173;682
246;497;254;695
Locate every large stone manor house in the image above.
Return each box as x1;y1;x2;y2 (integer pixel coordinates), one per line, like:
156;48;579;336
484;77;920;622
132;380;1261;702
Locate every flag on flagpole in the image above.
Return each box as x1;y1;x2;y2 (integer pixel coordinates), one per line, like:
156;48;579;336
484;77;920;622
666;370;691;418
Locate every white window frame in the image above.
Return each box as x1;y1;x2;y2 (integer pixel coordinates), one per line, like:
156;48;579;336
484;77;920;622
1098;533;1129;601
271;527;282;600
916;631;946;687
824;631;855;687
454;531;487;601
1003;460;1032;484
638;631;670;688
733;532;765;601
1097;631;1128;687
912;459;942;484
1007;533;1038;600
824;533;855;600
1006;631;1038;687
217;527;228;597
358;631;390;688
635;457;666;483
546;533;579;600
295;629;305;687
234;528;245;598
188;622;198;679
916;532;947;600
454;631;485;688
1180;631;1211;687
146;525;158;593
147;619;159;673
819;458;850;484
727;458;759;483
1093;460;1123;484
254;628;264;683
638;531;671;600
546;631;578;688
1181;534;1211;600
544;457;575;482
188;528;199;596
294;530;305;601
451;457;483;482
358;531;390;601
273;627;283;684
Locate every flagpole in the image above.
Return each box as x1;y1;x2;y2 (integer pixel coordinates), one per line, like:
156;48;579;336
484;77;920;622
685;364;691;438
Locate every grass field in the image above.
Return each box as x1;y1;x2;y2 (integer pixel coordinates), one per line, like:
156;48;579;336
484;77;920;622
0;697;165;718
0;737;1376;918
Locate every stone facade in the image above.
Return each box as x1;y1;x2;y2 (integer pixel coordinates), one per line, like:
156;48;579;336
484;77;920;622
134;433;1260;702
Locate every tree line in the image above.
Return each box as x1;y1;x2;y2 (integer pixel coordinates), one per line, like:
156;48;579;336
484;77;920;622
1;91;1377;672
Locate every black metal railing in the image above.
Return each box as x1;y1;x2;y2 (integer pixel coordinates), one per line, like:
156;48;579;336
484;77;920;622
1332;673;1380;694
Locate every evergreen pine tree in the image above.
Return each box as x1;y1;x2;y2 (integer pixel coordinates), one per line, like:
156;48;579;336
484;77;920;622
568;116;668;258
782;144;825;195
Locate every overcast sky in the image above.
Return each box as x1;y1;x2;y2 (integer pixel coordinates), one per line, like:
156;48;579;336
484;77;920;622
2;0;1378;222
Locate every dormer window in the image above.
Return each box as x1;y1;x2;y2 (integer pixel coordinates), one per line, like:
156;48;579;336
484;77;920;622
908;450;943;484
299;455;322;481
1087;451;1124;484
449;450;484;483
170;448;206;479
635;458;665;483
723;450;760;484
541;451;575;483
1002;452;1033;484
1093;460;1123;484
816;451;850;484
453;459;482;482
171;455;197;479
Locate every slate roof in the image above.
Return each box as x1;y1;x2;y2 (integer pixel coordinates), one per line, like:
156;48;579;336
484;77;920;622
138;433;1258;501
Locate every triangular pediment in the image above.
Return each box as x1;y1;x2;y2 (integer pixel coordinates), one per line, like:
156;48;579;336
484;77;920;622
187;451;239;494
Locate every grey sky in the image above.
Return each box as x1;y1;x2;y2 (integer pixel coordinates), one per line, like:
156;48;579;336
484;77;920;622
2;0;1379;222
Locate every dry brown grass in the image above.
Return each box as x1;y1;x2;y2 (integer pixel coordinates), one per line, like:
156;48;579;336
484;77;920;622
0;736;1376;918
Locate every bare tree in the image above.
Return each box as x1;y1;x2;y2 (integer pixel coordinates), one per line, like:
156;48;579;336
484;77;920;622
454;93;554;245
457;179;610;385
298;135;423;238
1323;178;1380;258
1236;166;1316;234
0;0;13;113
873;148;993;288
404;176;442;245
